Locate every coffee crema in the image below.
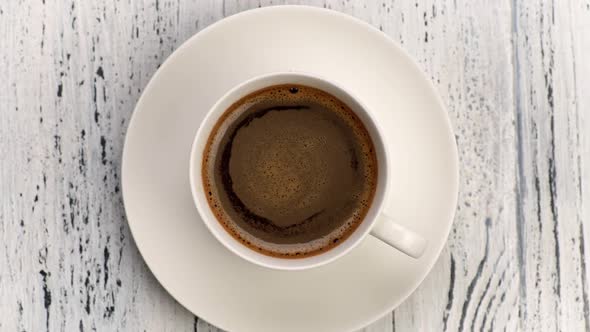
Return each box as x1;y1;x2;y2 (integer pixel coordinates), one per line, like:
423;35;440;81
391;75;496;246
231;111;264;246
202;84;378;258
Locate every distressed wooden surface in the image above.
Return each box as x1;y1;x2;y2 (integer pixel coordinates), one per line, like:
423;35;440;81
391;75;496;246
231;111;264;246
1;0;589;331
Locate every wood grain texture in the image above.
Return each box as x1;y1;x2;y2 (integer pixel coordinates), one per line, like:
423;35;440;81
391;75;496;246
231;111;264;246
0;0;588;331
512;1;590;330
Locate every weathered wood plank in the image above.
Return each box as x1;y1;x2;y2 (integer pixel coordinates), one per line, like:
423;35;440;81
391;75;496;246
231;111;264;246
513;0;590;330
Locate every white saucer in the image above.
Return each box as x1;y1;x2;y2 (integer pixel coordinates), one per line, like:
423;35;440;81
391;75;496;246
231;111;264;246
122;6;458;332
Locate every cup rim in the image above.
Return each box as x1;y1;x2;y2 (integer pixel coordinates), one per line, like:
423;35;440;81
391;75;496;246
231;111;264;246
189;71;390;270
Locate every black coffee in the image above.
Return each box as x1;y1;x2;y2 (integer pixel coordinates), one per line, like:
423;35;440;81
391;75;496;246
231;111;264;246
202;84;377;258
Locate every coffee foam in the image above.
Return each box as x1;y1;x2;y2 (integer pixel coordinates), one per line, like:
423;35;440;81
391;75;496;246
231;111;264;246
202;84;377;258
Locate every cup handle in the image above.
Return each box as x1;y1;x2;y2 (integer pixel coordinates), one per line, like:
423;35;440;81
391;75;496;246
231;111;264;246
370;213;427;258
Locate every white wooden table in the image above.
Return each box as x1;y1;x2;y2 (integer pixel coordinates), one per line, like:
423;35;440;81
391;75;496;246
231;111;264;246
1;1;589;331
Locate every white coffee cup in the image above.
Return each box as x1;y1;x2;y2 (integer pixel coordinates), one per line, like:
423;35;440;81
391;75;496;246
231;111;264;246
189;72;426;270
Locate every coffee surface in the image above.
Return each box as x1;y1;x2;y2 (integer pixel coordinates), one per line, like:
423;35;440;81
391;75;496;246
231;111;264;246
202;84;377;258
